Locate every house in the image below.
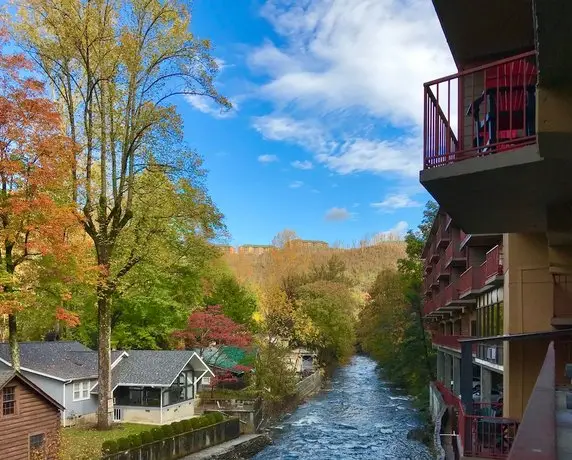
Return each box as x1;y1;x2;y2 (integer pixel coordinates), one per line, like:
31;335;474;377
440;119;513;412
286;348;317;376
0;370;63;460
0;342;213;426
96;350;214;425
197;346;255;390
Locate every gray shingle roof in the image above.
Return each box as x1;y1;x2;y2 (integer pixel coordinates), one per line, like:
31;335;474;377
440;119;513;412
0;370;15;389
0;342;124;381
111;350;196;387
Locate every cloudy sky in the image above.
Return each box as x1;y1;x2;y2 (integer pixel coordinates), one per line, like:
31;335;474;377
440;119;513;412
177;0;455;245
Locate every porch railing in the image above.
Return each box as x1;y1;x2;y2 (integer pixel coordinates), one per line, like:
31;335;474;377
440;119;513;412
423;51;537;169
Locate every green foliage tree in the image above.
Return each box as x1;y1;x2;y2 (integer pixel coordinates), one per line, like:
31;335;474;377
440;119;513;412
204;273;257;326
16;0;229;427
294;281;356;365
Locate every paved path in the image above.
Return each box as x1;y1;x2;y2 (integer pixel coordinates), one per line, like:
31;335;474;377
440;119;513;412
183;434;263;459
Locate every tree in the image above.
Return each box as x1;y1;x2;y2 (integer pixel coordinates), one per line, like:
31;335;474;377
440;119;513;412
204;273;257;327
16;0;229;428
173;305;252;356
294;281;356;365
0;27;79;370
271;229;298;248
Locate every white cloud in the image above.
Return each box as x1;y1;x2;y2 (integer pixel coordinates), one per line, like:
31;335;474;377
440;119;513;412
185;95;238;119
374;221;409;240
325;207;352;222
291;160;313;170
289;180;304;188
258;154;279;163
249;0;455;178
371;193;422;210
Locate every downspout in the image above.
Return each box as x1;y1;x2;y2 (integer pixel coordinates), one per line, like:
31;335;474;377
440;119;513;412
62;380;71;427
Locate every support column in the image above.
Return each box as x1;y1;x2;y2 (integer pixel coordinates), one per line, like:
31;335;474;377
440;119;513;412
480;366;492;403
444;353;452;389
437;351;445;382
453;356;461;396
461;342;474;415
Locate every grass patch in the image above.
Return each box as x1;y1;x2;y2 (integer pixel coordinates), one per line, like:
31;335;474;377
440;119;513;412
61;423;150;460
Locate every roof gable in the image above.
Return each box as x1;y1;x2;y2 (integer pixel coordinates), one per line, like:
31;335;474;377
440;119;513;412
0;371;64;411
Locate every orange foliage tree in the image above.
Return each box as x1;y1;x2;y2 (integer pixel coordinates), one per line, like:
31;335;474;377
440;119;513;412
0;27;79;369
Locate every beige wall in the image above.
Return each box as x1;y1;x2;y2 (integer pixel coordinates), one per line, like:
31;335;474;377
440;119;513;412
502;232;553;419
116;400;196;425
162;400;196;423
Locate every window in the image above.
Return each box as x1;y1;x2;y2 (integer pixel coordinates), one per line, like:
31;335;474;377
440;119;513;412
2;386;16;416
29;433;45;454
72;381;90;401
201;376;211;386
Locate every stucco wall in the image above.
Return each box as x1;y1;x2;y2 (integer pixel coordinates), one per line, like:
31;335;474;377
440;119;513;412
162;400;195;423
503;232;553;420
116;400;196;425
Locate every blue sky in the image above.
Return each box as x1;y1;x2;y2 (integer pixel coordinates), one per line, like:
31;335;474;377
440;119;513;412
174;0;455;246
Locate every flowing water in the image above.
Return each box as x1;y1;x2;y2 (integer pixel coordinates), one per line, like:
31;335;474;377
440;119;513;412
253;355;433;460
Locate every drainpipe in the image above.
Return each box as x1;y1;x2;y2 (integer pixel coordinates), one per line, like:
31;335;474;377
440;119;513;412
160;388;163;425
62;381;70;427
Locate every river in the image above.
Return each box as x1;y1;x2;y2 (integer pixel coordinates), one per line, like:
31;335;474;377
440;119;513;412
253;355;433;460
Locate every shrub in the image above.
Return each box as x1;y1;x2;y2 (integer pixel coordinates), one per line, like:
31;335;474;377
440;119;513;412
182;419;193;432
205;413;218;425
211;412;224;423
151;427;164;441
128;434;142;449
161;425;174;439
116;437;130;452
140;431;154;445
190;417;203;429
171;421;183;434
102;440;118;454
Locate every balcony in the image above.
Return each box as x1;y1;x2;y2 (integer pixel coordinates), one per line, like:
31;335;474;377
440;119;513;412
436;258;451;281
436;216;451;248
483;245;504;285
423;298;436;317
434;380;519;459
459;266;484;298
445;238;466;268
418;51;572;235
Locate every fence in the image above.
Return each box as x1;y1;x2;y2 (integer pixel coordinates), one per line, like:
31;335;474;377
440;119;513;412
295;371;322;399
101;418;240;460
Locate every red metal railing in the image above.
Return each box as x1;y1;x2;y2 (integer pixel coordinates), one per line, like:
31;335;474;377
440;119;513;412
436;257;450;279
463;412;519;458
423;51;537;169
459;266;484;298
423;298;436;316
484;245;503;280
445;281;458;305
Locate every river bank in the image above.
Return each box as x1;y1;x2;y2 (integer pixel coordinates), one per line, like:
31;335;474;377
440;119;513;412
253;355;432;459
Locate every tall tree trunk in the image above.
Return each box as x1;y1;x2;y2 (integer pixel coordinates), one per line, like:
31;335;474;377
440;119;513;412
8;314;20;371
96;281;112;430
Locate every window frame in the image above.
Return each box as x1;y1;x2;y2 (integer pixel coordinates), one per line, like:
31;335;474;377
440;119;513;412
29;432;45;459
72;380;91;402
2;385;17;417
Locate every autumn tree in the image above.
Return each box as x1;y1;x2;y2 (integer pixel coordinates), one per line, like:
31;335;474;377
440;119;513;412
0;27;80;369
173;305;252;356
16;0;229;427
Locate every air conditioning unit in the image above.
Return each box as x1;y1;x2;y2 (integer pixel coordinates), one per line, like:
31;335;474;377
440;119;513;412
486;347;497;361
